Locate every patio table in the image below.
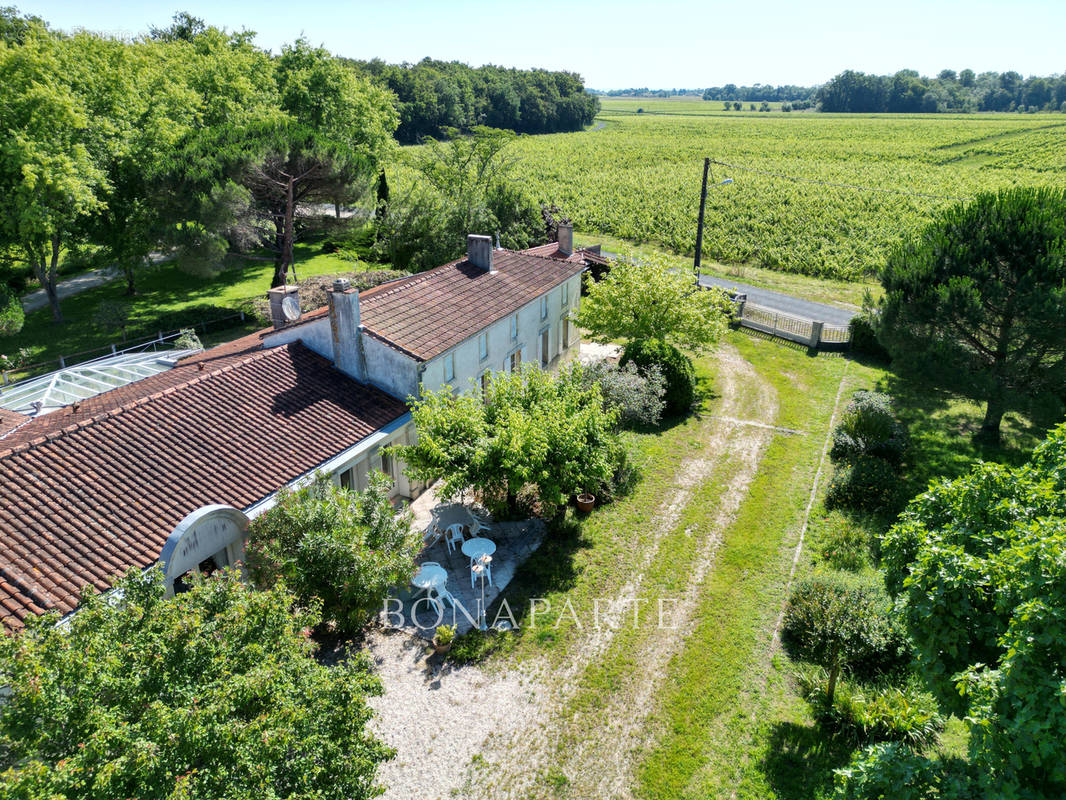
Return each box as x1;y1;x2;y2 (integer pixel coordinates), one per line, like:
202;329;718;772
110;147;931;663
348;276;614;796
411;563;447;595
432;504;476;535
461;537;496;561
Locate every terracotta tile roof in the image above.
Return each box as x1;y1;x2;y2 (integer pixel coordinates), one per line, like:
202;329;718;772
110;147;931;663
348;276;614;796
521;242;598;262
358;249;587;362
0;341;407;632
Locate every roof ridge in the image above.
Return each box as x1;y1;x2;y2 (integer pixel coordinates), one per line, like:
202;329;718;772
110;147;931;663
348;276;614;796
358;259;463;305
0;344;277;460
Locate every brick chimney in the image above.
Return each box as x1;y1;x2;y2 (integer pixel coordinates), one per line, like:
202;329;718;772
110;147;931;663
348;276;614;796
467;234;494;273
327;278;367;382
557;222;574;256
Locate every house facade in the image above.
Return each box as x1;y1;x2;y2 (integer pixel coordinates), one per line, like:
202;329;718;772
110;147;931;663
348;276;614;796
0;227;600;632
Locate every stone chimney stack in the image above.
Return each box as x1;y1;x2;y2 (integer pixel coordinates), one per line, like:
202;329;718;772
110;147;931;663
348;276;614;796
557;222;574;256
327;278;367;382
467;234;494;273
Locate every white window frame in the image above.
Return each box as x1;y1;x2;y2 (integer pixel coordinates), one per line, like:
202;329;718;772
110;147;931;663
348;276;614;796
539;326;551;367
478;332;488;361
443;352;455;382
511;314;518;340
508;348;522;373
540;295;548;320
562;316;570;350
561;281;569;307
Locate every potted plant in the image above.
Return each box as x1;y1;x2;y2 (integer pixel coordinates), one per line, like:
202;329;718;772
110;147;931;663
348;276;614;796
576;492;595;513
433;624;456;655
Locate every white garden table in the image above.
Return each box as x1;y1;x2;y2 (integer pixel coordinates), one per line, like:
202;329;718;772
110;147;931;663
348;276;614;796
461;537;496;561
411;563;447;596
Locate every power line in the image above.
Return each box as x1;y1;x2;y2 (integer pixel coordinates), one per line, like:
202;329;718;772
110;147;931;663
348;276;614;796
708;158;970;202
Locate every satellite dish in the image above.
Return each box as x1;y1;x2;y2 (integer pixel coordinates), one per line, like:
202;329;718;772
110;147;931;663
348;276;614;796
281;295;301;322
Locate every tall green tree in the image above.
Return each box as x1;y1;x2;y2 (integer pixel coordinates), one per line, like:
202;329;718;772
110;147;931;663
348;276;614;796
577;254;734;352
0;569;391;799
881;423;1066;798
0;28;103;322
246;39;396;287
875;187;1066;443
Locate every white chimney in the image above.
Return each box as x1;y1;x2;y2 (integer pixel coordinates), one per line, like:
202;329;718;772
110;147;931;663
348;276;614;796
557;222;574;256
467;234;494;273
328;278;367;382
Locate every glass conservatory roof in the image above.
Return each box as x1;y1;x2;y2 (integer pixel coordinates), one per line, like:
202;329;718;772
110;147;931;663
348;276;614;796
0;348;201;418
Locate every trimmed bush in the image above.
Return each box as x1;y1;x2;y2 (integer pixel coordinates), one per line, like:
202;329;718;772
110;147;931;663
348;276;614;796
848;312;890;361
782;571;900;703
621;338;696;417
825;455;900;513
0;284;24;337
833;743;942;800
576;360;666;428
830;391;908;467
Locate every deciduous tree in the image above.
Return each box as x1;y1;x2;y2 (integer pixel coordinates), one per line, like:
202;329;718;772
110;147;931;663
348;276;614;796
0;569;391;799
577;254;733;352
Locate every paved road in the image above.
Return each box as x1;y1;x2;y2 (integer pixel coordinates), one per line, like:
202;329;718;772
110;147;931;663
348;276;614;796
21;267;120;313
698;274;856;327
21;254;168;314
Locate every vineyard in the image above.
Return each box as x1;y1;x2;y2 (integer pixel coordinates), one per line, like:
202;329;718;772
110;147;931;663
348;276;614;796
506;100;1066;279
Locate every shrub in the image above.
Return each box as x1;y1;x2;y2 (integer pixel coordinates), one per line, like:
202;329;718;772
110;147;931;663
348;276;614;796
0;284;24;337
621;339;696;417
173;327;202;351
830;391;908;467
576;360;666;428
782;571;900;703
247;472;420;633
832;743;942;800
816;680;944;749
825;455;900;513
818;516;874;571
848;312;890;360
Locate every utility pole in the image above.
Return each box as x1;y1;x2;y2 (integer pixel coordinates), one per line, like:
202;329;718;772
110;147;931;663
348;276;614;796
694;157;710;277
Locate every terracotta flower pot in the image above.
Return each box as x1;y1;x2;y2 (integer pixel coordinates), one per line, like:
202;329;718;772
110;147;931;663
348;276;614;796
576;493;595;513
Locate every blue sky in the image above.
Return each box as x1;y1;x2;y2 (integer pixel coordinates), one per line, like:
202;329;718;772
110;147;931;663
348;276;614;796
22;0;1066;89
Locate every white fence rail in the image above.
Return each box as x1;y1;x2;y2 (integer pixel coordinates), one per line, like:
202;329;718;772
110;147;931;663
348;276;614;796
731;296;852;349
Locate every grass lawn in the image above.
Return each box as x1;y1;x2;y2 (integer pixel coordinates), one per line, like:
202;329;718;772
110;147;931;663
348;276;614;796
448;329;1056;799
2;235;377;379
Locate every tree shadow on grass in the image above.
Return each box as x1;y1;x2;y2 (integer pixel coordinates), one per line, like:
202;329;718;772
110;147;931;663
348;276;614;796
876;371;1056;502
760;721;856;800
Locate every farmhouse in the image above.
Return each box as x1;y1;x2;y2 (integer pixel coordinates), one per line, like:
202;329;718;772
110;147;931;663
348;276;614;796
0;230;601;632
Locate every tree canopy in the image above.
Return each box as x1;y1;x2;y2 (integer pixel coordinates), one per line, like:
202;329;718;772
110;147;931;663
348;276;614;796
396;364;622;517
346;57;599;143
247;472;420;633
577;254;734;352
0;569;391;799
874;187;1066;442
881;422;1066;797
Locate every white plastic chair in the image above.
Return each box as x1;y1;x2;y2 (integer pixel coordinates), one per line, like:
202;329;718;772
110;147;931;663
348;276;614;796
432;584;456;610
471;515;492;536
445;523;465;553
470;561;493;589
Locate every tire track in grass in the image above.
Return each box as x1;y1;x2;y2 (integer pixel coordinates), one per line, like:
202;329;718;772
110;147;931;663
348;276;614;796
471;346;779;799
